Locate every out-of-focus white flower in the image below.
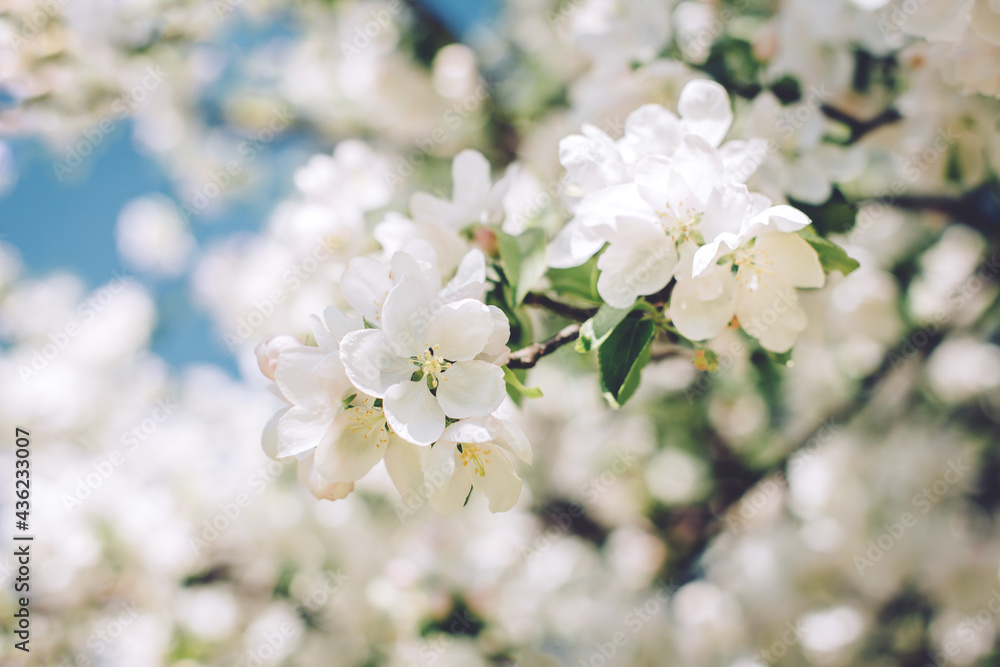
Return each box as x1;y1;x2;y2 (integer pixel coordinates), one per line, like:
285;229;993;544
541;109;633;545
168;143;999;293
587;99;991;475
421;416;532;514
255;334;301;381
339;270;508;446
377;150;516;273
116;195;196;277
294;139;392;213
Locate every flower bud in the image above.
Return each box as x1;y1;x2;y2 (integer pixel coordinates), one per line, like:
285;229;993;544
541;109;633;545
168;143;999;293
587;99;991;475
255;334;300;380
473;226;500;257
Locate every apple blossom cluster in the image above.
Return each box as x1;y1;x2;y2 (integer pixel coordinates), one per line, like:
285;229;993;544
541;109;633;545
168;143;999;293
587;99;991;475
256;245;531;515
552;79;837;353
253;78;860;513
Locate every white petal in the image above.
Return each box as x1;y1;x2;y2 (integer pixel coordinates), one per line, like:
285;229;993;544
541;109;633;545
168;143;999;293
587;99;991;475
574;183;654;233
325;306;363;340
700;183;751;242
381;272;437;357
678;79;733;147
548;219;608;269
745;204;812;237
669;135;725;205
622;104;683;158
275;347;347;409
384;437;427;506
597;219;678;308
410;191;457;226
425;444;472;516
262;407;288;459
384;380;446;445
299;455;355;501
426;299;494;361
753;233;825;289
339;329;415;398
718;138;770;183
475;306;511;365
436;361;506;419
395;239;442;289
255;335;300;381
439;418;494;445
489;416;532;464
735;276;808;353
277;405;335;458
670;270;737;341
452;150;493;219
445;249;487;300
472;448;522;513
373;212;416;256
314;413;388;483
341;258;391;324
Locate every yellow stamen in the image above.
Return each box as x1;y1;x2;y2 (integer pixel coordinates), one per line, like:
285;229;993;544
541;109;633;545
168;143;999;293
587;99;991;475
459;443;491;477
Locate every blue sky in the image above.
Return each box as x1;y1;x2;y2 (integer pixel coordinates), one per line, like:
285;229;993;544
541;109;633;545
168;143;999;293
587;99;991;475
0;0;495;375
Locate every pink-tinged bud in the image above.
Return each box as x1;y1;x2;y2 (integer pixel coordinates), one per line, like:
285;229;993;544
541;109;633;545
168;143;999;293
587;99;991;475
297;456;355;501
255;334;300;380
752;22;778;62
473;226;500;257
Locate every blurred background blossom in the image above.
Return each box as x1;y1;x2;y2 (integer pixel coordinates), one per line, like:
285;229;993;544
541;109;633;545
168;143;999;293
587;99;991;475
2;0;1000;665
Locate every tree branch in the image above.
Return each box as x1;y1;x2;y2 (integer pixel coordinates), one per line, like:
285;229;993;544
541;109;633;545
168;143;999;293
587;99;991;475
522;293;598;322
506;324;581;369
821;104;901;143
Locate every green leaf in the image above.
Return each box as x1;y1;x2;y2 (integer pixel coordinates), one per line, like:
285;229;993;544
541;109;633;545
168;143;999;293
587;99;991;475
800;234;860;276
503;366;543;406
576;303;634;352
497;228;548;306
546;256;600;303
767;349;794;366
598;316;655;408
790;189;859;235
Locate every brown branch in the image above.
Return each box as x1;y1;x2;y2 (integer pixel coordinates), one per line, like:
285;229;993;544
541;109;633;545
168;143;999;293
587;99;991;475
822;104;902;143
506;324;581;369
522;293;598;322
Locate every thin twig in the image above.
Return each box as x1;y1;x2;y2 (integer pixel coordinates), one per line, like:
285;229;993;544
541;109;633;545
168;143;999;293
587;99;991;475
821;104;902;143
522;293;598;322
506;324;581;369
